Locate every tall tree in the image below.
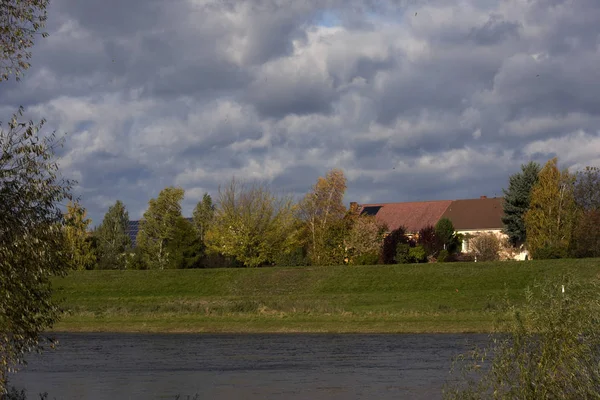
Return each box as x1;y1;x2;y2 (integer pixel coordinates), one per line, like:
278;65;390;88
502;161;541;246
63;201;96;270
205;178;298;268
573;166;600;212
0;0;49;81
0;111;73;392
95;200;131;270
136;186;185;269
297;169;347;265
192;193;215;243
435;218;456;252
165;216;203;269
524;158;577;257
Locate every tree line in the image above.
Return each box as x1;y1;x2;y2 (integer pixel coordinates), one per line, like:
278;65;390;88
63;157;600;270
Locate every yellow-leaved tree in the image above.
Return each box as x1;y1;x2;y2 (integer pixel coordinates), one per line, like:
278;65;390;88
297;169;348;265
524;157;577;258
63;201;96;270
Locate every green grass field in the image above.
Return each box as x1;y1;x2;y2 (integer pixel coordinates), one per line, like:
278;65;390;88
51;259;600;333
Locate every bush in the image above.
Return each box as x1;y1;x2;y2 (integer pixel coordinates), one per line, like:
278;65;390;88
532;245;568;260
352;252;380;265
418;225;443;257
469;233;500;262
437;249;450;262
444;277;600;399
395;243;411;264
409;246;427;263
274;247;309;267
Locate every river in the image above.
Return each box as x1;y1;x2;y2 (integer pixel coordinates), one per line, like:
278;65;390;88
8;333;488;399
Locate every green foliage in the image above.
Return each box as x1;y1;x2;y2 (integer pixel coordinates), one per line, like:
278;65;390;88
435;218;456;251
395;243;411;264
95;200;131;270
381;226;409;264
502;161;541;246
274;247;309;267
525;158;577;257
469;233;501;262
192;193;215;243
315;217;352;266
0;0;49;82
63;201;96;270
409;245;427;263
444;277;600;399
437;249;450;262
352;252;380;265
532;245;569;260
0;109;74;392
125;247;147;270
165;217;203;269
136;186;185;269
206;179;298;267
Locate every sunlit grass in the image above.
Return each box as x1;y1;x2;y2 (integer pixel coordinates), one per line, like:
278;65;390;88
51;259;600;333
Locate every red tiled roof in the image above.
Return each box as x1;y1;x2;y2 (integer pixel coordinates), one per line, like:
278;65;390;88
358;200;453;234
440;197;504;230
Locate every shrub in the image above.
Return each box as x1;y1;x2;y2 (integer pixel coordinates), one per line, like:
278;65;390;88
352;252;380;265
444;277;600;399
532;244;568;260
395;243;411;264
469;233;500;262
274;247;309;267
409;245;427;263
437;249;450;262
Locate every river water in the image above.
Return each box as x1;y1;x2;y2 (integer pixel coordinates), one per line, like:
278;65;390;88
8;333;488;400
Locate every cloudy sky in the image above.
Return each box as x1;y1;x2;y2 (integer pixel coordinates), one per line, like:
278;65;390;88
2;0;600;224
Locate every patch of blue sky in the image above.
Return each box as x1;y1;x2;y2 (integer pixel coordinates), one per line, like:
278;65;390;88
314;10;341;27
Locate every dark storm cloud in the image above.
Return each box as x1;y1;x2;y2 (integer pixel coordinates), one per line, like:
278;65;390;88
2;0;600;223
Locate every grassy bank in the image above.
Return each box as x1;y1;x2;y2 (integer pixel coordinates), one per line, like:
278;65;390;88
51;259;600;333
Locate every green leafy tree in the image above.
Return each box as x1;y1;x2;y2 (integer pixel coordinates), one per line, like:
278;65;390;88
502;161;541;246
524;158;577;258
205;178;298;268
0;111;73;392
136;186;185;269
435;218;456;252
0;0;49;82
63;201;96;270
192;193;215;243
95;200;131;269
165;216;203;269
297;169;347;265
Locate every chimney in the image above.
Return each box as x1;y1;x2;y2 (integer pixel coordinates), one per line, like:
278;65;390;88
480;195;487;199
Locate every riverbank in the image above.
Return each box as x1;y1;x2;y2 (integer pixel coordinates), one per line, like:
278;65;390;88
51;258;600;333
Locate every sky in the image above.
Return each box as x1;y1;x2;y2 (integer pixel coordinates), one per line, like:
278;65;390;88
2;0;600;225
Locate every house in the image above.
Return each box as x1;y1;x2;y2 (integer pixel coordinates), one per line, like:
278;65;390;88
355;196;526;259
439;196;505;253
353;200;453;237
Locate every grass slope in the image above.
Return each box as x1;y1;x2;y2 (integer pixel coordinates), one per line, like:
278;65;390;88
52;259;600;333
